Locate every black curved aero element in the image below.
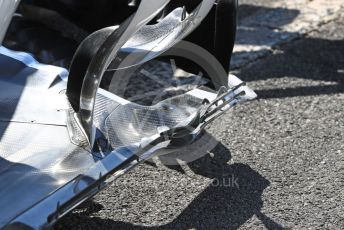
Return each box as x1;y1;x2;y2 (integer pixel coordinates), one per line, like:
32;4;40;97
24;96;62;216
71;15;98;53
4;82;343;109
66;0;216;146
179;0;238;75
214;0;238;72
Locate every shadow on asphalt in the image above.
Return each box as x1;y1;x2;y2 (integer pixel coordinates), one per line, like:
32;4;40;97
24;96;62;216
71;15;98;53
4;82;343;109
57;4;343;230
237;4;300;46
239;37;344;99
238;4;300;24
57;143;285;230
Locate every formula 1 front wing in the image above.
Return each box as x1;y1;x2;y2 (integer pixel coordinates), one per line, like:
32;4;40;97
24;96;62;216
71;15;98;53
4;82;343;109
0;0;255;229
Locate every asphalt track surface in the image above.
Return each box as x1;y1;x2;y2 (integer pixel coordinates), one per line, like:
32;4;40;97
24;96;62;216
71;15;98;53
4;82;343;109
56;4;344;230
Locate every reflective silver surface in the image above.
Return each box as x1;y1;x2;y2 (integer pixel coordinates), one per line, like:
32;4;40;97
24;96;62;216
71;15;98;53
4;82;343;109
0;0;20;44
0;45;256;229
0;47;96;228
76;0;216;145
78;0;172;145
0;1;256;228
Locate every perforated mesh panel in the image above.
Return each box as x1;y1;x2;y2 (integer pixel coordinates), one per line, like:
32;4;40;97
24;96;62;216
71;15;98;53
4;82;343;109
93;93;204;148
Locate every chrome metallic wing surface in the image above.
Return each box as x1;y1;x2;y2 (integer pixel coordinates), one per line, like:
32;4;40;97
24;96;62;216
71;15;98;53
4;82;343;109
0;1;256;229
